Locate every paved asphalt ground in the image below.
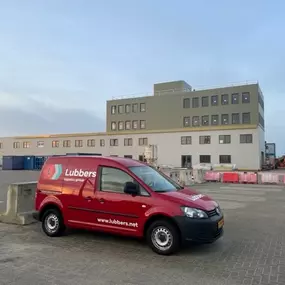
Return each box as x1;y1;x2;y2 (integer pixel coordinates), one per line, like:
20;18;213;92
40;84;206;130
0;171;285;285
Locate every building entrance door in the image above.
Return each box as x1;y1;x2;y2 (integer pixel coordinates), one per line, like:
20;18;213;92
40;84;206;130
181;155;192;168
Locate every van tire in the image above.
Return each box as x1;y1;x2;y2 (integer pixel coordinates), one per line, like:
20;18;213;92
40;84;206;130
42;209;65;237
146;219;180;255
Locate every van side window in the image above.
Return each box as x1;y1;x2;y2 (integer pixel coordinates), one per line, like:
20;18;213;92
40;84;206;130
99;166;149;196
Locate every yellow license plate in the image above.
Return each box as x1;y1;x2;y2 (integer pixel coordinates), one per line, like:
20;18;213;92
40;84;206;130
218;218;224;229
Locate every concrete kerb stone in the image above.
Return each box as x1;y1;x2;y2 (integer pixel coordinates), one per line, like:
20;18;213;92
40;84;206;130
0;181;37;225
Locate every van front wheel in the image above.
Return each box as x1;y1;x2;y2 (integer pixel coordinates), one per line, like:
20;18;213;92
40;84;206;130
146;220;180;255
42;209;65;237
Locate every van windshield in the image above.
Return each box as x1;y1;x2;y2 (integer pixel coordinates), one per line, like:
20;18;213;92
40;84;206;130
128;165;183;192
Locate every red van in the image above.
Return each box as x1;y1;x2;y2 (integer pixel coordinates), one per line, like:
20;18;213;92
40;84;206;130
33;156;224;255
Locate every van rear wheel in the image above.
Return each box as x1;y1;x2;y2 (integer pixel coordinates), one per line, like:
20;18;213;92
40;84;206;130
146;220;180;255
42;209;65;237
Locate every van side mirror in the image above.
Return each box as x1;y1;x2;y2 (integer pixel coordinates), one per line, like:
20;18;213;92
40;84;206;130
124;181;139;195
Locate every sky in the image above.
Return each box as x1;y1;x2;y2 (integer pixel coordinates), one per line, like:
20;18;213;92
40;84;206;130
0;1;284;154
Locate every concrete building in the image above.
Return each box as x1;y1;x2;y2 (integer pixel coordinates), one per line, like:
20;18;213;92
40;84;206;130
0;80;265;170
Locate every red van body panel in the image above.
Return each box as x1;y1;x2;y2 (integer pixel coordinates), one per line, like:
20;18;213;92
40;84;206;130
35;156;224;242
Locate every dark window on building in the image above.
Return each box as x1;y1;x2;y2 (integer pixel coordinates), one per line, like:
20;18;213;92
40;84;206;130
125;104;131;113
192;116;200;127
199;136;211;144
259;113;264;128
124;155;133;159
52;140;59;148
202;115;209;126
37;141;44;148
75;140;83;147
124;138;133;146
183;116;190;127
181;155;192;168
140;120;146;129
211;115;219;125
132;120;138;129
87;139;95;147
202;96;209;107
13;142;20;148
221;94;229;105
242;112;251;124
258;93;264;109
242;92;250;103
110;139;119;146
221;114;229;125
219;135;231;144
211;95;218;106
139;137;148;146
181;136;192;145
240;134;253;144
219;155;231;164
125;121;131;130
232;113;240;124
111;105;116;114
200;155;211;163
63;140;71;147
183;98;190;108
111;122;116;130
192;97;199;108
132;103;138;112
231;93;239;104
118;105;124;114
0;142;2;149
100;139;105;147
140;103;146;112
118;121;124;130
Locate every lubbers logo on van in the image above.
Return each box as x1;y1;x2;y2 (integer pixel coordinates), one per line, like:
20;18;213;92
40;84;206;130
49;164;96;181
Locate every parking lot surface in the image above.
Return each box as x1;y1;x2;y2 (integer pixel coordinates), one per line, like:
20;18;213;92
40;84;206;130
0;171;285;285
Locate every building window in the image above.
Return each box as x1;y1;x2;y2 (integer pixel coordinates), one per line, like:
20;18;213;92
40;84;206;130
221;114;229;125
63;140;71;147
199;136;211;144
242;112;251;124
242;92;250;103
132;103;138;113
87;139;95;147
75;140;83;147
139;137;148;146
37;141;44;148
110;139;118;146
13;142;20;149
200;155;211;163
140;120;146;129
23;141;31;148
140;103;146;112
181;136;191;145
125;104;131;113
125;121;131;130
211;95;218;106
124;138;133;146
192;97;199;108
219;135;231;144
258;93;264;109
240;134;253;144
118;121;124;130
221;94;229;105
132;120;138;129
232;113;240;124
202;96;209;107
183;116;190;127
211;115;219;125
118;105;124;114
111;105;116;114
259;113;264;128
0;142;3;149
124;155;133;159
231;93;239;104
183;98;190;108
192;116;200;127
100;139;105;147
220;155;231;164
202;115;209;126
111;122;116;131
52;140;59;148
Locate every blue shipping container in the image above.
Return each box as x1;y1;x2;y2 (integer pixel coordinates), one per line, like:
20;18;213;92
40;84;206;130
35;156;47;170
24;156;35;170
2;156;24;170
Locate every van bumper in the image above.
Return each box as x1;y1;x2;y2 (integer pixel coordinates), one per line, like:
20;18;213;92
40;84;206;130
173;215;224;244
32;211;40;221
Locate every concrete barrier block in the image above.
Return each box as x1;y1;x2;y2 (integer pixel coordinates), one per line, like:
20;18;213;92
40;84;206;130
0;181;37;225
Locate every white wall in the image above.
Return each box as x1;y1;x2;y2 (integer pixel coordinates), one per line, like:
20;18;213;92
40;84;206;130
0;127;261;170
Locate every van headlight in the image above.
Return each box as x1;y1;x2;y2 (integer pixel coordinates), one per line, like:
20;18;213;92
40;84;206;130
181;207;208;219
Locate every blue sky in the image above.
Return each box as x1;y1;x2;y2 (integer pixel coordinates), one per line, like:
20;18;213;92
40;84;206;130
0;1;284;154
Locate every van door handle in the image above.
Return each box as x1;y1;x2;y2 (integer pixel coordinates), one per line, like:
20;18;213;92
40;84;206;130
98;198;105;204
85;196;93;201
